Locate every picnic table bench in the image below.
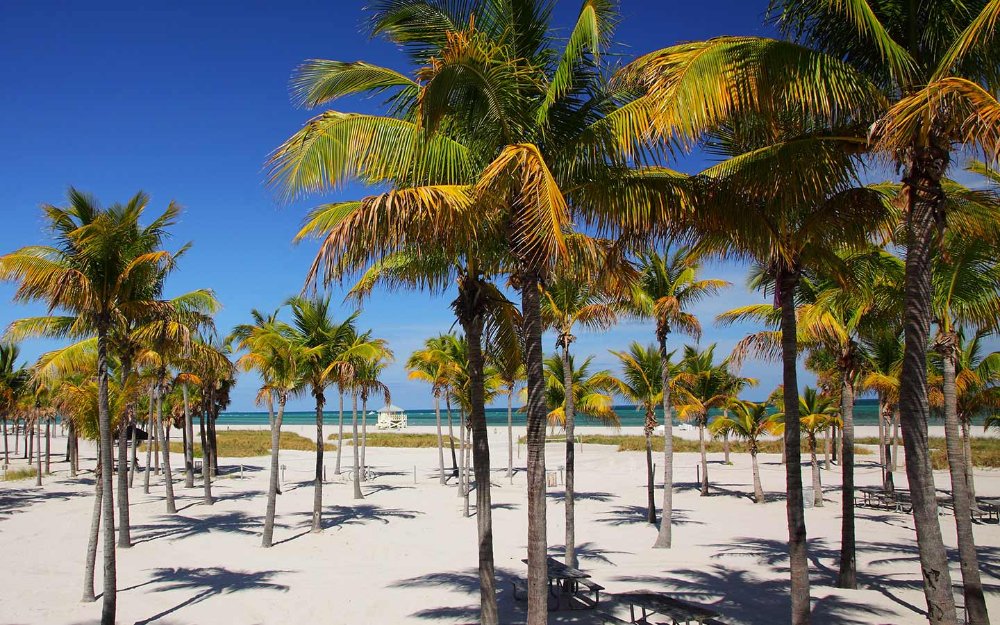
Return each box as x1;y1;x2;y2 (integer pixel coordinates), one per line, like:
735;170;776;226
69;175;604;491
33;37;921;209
855;487;912;513
513;557;605;610
619;591;721;625
975;498;1000;523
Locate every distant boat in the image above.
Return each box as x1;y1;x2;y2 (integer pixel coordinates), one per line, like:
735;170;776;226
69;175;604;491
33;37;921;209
376;404;408;430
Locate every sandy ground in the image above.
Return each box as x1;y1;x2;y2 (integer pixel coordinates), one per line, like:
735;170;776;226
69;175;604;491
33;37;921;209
1;424;998;625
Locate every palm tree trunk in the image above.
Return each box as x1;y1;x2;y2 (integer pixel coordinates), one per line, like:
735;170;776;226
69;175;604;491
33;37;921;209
778;268;810;625
938;334;989;625
207;412;219;477
436;394;446;485
361;397;369;480
262;393;285;548
521;277;548;625
722;409;731;464
69;419;78;477
644;426;655;523
128;419;138;488
462;308;499;625
878;398;886;471
45;418;51;475
156;385;177;514
352;394;363;500
961;419;976;507
96;322;117;625
2;417;8;467
200;413;212;505
335;392;344;474
35;418;42;486
824;428;831;471
811;437;823;507
559;340;578;569
459;407;467;500
14;418;19;456
883;405;895;493
653;331;674;548
182;384;194;489
698;418;709;496
890;407;900;472
898;146;958;625
837;373;856;588
144;388;154;494
82;454;102;602
116;406;131;548
507;387;514;479
446;394;458;477
312;388;325;532
751;448;764;503
461;407;470;514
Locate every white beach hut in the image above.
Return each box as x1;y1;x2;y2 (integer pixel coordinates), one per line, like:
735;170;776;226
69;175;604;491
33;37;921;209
376;404;408;430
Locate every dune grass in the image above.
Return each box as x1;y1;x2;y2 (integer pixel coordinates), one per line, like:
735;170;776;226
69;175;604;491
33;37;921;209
523;434;871;455
140;430;334;458
2;466;38;481
329;432;458;448
856;436;1000;468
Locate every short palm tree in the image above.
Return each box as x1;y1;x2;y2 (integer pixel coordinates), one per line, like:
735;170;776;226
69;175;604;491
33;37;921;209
607;343;669;524
773;387;840;508
709;400;778;503
407;335;459;485
674;344;753;497
629;245;728;547
0;343;29;466
230;309;306;548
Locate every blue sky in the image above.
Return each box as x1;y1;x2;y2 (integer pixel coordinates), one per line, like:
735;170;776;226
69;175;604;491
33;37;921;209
0;0;951;411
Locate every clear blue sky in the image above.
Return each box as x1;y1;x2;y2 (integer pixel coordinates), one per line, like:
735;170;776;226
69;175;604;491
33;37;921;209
0;0;858;411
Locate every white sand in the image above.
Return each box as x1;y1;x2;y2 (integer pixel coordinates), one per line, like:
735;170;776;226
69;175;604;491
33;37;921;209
1;425;998;624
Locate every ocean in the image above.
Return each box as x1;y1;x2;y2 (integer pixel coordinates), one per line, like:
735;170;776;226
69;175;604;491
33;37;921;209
218;399;903;427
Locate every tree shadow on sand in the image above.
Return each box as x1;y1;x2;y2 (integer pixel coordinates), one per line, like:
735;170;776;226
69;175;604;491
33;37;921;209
391;567;523;623
548;541;631;566
130;566;289;625
273;504;422;545
547;491;618;503
596;505;702;527
612;564;893;625
130;510;268;544
0;487;91;522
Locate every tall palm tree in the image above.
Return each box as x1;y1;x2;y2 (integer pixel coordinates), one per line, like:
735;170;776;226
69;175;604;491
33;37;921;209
540;275;618;568
268;4;683;620
709;400;779;503
630;247;728;547
624;4;1000;620
0;189;186;625
230;309;305;548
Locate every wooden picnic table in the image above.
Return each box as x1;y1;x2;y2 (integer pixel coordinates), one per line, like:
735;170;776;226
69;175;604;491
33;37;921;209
518;557;605;609
976;497;1000;522
618;591;720;625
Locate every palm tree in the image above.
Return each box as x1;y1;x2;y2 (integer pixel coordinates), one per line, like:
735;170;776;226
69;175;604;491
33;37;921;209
624;4;1000;620
0;343;29;466
268;4;682;620
773;387;840;508
288;296;363;532
542;354;619;430
0;189;187;624
407;336;454;485
540;276;618;568
230;309;304;548
710;400;778;503
630;247;728;547
606;343;666;524
674;344;754;497
353;347;393;481
860;328;905;489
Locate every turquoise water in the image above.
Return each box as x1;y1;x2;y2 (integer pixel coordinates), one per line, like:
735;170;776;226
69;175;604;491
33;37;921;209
219;400;889;427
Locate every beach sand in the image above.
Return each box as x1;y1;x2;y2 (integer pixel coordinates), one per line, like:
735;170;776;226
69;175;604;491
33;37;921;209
1;425;997;624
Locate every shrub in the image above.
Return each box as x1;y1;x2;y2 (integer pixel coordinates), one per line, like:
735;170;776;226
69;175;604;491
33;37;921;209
330;433;458;448
140;430;334;458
